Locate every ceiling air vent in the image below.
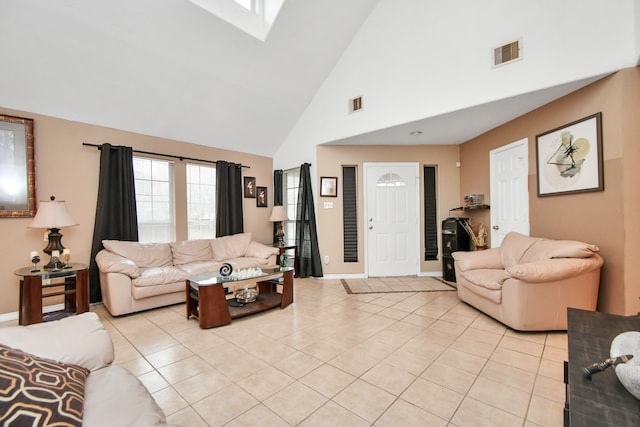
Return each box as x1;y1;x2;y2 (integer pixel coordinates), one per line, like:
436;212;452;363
493;39;522;68
349;96;363;113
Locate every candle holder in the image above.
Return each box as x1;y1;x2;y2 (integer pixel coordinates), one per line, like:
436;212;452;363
30;255;40;272
62;252;71;269
50;256;61;272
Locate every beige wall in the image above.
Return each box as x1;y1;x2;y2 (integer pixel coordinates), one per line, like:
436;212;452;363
0;107;274;316
459;66;640;316
316;144;461;275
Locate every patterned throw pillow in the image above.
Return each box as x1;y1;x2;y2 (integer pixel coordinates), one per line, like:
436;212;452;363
0;344;89;427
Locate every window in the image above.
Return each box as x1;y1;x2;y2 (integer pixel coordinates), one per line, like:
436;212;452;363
133;157;175;243
187;164;216;239
283;168;300;245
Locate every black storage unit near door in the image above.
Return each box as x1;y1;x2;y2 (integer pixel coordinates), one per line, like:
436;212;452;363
442;217;470;282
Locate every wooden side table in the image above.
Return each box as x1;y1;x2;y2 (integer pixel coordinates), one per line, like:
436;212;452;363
275;244;298;277
14;263;89;325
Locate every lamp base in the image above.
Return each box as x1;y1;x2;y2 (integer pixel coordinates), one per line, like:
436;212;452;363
275;223;285;247
43;256;62;270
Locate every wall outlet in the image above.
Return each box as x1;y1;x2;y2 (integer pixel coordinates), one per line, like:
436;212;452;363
324;202;333;209
323;255;330;264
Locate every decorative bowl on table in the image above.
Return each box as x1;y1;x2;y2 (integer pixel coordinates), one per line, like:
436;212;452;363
235;286;259;303
611;330;640;400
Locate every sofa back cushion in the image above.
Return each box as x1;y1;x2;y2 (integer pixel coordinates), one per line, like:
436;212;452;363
102;240;173;268
499;232;542;268
210;232;252;261
170;239;213;265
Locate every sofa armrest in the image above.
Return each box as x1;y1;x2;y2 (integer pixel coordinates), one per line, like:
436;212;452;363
452;248;502;272
506;254;604;283
245;240;279;260
0;312;114;371
96;249;141;278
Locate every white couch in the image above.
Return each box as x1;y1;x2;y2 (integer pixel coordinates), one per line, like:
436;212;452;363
452;232;603;331
96;232;279;316
0;312;175;426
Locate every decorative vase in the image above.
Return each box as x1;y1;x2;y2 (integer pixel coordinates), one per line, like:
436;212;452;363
475;245;487;251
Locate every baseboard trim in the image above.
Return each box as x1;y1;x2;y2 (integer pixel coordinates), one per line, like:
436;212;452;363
0;303;65;323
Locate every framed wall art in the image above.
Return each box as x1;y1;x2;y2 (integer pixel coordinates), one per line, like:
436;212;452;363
535;112;603;197
256;186;267;207
243;176;256;198
320;176;338;197
0;115;36;217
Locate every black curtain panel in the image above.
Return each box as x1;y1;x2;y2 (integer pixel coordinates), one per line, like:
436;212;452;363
273;169;283;206
89;144;139;303
273;169;283;244
295;163;323;278
216;161;244;237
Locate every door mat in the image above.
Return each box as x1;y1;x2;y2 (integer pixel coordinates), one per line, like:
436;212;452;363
341;276;456;294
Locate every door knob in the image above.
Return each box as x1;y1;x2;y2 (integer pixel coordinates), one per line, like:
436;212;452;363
492;225;499;230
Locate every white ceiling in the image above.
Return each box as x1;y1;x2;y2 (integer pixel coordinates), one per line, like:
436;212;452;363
0;1;635;157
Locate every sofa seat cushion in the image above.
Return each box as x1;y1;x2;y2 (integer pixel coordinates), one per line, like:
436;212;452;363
132;267;188;287
170;239;213;265
210;232;252;261
0;344;89;427
132;281;185;300
176;261;223;277
459;269;509;303
83;365;167;426
102;240;173;269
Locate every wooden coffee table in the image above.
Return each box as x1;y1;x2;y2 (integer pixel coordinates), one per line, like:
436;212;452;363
186;267;294;328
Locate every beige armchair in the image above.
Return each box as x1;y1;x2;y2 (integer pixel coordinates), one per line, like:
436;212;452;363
452;232;603;331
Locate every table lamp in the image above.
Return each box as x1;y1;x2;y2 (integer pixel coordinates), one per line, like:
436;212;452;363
269;205;289;246
28;196;78;269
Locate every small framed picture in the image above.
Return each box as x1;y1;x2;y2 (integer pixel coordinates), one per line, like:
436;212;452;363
244;176;256;198
256;186;268;207
320;176;338;197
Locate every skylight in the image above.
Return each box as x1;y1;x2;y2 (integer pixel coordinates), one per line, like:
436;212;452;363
189;0;285;42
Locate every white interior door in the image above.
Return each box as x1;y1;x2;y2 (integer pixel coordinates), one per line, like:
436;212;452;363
365;163;419;277
490;138;530;246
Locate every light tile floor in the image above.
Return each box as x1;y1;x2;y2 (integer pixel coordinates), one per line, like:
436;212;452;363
91;278;567;426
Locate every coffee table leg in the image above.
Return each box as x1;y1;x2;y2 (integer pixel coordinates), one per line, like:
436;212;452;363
198;285;232;328
280;269;294;308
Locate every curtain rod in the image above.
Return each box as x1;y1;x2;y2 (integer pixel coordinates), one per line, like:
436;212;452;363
82;142;250;168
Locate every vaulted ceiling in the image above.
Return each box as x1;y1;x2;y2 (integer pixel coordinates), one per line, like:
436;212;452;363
0;1;637;158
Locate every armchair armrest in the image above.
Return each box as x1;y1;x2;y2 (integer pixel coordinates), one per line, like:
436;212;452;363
452;248;502;272
506;254;603;283
0;312;114;371
96;249;141;278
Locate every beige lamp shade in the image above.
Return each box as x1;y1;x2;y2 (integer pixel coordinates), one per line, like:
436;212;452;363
269;205;289;222
28;197;78;229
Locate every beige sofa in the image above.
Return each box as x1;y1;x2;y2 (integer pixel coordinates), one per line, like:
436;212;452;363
96;232;279;316
452;232;603;331
0;312;174;426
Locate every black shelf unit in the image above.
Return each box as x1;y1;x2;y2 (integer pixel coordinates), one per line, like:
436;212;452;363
442;217;471;282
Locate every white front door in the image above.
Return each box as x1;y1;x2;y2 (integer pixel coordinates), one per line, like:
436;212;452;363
365;163;419;277
490;138;530;246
